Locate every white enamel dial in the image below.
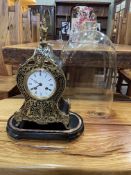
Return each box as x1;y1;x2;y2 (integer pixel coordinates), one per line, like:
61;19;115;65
26;69;56;100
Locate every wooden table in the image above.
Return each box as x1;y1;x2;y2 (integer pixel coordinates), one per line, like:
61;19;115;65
2;41;131;69
1;98;131;175
117;69;131;96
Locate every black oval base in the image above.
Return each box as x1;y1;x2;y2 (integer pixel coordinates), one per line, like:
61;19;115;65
6;112;84;140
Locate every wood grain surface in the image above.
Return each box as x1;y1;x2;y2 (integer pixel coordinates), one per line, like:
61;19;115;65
0;98;131;175
0;76;16;99
3;42;131;53
0;0;9;76
2;42;131;69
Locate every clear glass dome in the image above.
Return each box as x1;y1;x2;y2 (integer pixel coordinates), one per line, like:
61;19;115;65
61;30;116;117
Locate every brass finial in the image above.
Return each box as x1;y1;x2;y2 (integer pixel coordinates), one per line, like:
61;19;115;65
40;17;48;43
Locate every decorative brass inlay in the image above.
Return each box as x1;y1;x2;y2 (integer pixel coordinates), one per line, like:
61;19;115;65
13;46;70;129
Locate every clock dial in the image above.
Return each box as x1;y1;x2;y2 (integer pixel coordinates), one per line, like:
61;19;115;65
26;69;56;100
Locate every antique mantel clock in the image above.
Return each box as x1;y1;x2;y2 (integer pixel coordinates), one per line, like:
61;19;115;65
6;18;84;140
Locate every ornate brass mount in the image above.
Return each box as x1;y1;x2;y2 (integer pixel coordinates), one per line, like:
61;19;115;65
40;17;48;42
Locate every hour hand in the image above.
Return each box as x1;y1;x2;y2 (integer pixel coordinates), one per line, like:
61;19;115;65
31;83;42;90
45;87;51;91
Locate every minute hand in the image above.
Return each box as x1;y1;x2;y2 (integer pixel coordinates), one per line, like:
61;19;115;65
31;78;40;84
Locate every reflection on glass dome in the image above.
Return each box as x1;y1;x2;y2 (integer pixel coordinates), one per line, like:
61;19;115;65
33;43;63;67
62;27;116;117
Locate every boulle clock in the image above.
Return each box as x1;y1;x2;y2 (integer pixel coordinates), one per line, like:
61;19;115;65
6;19;84;140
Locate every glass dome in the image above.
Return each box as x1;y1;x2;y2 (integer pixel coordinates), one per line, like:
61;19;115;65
61;7;116;117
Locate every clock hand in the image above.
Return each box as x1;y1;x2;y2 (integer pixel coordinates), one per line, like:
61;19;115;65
45;87;52;91
30;78;40;84
31;83;42;90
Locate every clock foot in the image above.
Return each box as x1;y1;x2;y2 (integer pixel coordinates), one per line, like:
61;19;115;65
6;112;84;140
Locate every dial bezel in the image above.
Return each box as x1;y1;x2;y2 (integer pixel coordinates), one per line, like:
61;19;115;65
24;68;57;100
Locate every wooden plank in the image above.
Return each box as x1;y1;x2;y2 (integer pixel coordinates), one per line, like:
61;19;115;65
8;0;23;45
8;11;17;45
5;64;13;76
0;76;16;99
2;42;131;70
0;0;10;44
0;99;131;174
3;42;131;53
119;15;127;44
1;120;131;174
0;45;8;76
31;14;40;42
0;98;23;119
125;13;131;44
16;0;23;44
119;69;131;81
22;10;31;43
56;0;111;5
0;92;8;99
8;0;33;44
1;98;131;126
0;76;16;92
0;0;9;75
117;11;122;43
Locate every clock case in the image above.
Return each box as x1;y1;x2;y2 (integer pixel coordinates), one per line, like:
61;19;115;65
7;43;84;140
